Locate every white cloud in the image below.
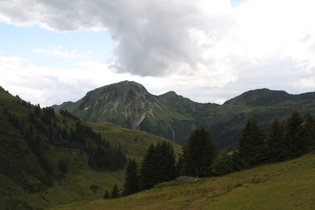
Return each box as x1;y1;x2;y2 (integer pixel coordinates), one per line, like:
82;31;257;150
33;49;90;58
1;0;315;105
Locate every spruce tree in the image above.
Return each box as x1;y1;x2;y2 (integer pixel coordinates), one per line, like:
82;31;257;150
111;184;119;198
123;159;140;196
176;146;188;176
185;128;215;177
266;118;286;162
284;110;306;158
140;142;176;190
103;190;110;199
140;144;158;190
302;115;315;152
156;141;176;182
238;117;266;168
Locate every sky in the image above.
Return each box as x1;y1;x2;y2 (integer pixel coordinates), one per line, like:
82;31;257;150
1;0;315;106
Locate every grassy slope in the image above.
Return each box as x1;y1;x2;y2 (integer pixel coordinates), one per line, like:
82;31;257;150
0;89;182;209
54;153;315;210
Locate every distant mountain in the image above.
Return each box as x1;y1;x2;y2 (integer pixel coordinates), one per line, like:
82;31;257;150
54;81;315;150
54;81;218;145
223;88;291;106
224;88;315;106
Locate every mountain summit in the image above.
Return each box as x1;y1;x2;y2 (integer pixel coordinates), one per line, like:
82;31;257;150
56;81;215;144
54;81;315;149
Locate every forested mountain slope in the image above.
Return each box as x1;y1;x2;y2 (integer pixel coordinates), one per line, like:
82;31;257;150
0;87;180;209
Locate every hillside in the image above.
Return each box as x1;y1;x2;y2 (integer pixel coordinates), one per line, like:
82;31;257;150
53;81;217;146
53;153;315;210
54;81;315;150
0;87;181;209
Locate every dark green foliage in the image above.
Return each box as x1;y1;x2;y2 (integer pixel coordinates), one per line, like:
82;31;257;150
140;142;176;190
58;159;68;173
303;115;315;151
284;111;308;158
265;118;287;162
111;184;120;198
0;88;127;197
103;190;110;199
211;150;234;176
89;184;99;193
87;146;126;171
140;144;157;190
34;104;41;117
184;128;215;177
123;159;140;196
238;118;266;168
236;111;315;168
24;133;52;177
176;146;188;176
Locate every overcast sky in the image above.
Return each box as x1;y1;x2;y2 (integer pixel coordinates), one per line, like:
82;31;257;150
1;0;315;106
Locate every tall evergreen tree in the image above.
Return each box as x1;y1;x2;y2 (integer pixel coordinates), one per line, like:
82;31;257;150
301;114;315;152
238;117;266;168
156;141;177;182
284;110;307;158
185;128;215;177
265;118;286;162
176;146;188;176
140;144;158;190
140;142;176;190
123;159;140;196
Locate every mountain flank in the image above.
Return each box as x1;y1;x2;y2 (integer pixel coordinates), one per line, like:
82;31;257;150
54;81;217;146
0;87;180;209
54;81;315;150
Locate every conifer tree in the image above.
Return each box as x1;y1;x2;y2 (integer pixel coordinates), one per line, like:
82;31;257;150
238;118;266;168
140;144;157;190
123;159;140;196
266;118;286;162
156;141;176;182
176;146;188;176
301;114;315;152
185;128;215;177
140;142;176;190
103;190;110;199
111;184;119;198
284;110;307;158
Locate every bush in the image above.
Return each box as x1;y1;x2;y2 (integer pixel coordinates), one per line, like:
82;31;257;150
211;150;234;176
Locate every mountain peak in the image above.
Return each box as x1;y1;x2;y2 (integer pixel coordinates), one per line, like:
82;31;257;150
224;88;291;106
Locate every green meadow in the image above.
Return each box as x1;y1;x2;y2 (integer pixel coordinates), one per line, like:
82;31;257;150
53;153;315;210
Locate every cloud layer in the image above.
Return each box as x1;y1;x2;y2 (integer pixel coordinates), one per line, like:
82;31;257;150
1;0;315;105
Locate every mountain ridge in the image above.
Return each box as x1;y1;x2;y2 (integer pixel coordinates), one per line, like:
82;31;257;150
53;81;315;149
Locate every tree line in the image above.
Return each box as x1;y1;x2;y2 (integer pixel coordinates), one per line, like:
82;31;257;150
104;110;315;199
3;101;126;184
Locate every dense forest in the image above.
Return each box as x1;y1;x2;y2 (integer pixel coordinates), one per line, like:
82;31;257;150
0;87;126;194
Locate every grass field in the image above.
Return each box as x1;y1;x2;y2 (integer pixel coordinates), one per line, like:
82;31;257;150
53;153;315;210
